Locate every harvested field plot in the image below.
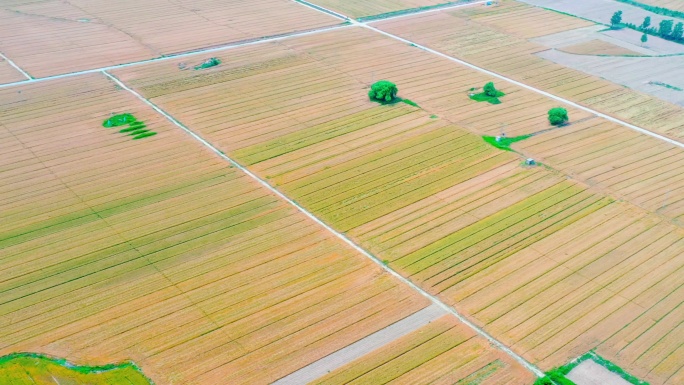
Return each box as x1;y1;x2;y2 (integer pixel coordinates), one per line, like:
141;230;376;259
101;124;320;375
114;27;683;383
372;0;684;140
0;0;339;77
517;118;684;224
313;316;535;384
0;56;26;84
537;50;684;106
0;73;435;384
558;39;643;56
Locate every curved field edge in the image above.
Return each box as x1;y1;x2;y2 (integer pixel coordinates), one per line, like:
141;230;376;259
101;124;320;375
0;352;153;385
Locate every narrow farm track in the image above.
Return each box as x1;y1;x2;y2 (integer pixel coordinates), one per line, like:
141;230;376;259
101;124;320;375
110;27;684;384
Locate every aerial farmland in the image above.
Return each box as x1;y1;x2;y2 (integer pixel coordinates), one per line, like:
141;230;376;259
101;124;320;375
0;0;682;384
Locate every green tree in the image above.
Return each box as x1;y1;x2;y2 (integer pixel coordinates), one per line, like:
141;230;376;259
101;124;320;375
659;19;674;38
673;22;684;40
641;16;651;29
483;82;499;97
641;33;648;46
548;107;569;126
611;10;623;27
368;80;398;102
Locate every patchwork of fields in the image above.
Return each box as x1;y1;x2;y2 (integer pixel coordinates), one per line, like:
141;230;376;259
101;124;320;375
313;316;534;384
0;74;459;384
372;0;684;140
0;0;339;77
112;25;684;384
2;0;684;384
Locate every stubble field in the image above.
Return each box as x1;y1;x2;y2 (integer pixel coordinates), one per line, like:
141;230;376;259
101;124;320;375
0;0;339;78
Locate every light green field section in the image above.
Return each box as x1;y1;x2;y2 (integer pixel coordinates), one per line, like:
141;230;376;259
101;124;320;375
0;353;152;385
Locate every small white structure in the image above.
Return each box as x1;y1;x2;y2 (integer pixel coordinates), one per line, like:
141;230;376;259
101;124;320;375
525;158;536;166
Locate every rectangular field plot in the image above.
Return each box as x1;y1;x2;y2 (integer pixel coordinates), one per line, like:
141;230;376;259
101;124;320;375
112;27;684;384
0;73;435;385
0;0;339;78
312;316;535;384
372;0;684;141
518;119;684;225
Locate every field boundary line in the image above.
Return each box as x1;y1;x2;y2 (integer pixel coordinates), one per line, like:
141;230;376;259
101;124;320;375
0;51;32;80
102;69;546;378
357;0;488;21
272;304;448;384
0;24;353;90
291;0;684;151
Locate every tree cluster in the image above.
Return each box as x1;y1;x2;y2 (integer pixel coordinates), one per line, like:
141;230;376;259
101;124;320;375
613;10;684;43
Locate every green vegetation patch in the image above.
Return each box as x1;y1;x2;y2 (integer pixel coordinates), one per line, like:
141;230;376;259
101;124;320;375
483;134;531;151
469;82;506;104
103;113;136;128
649;81;683;91
103;113;157;140
535;351;649;385
0;352;153;385
401;99;420;107
194;57;221;70
369;80;399;103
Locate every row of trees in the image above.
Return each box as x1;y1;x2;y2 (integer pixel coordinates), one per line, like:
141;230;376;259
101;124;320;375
611;11;684;42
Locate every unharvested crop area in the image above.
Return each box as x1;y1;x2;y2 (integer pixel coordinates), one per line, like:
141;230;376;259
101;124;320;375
0;353;152;385
313;316;535;384
0;73;438;384
114;26;684;384
372;0;684;140
0;0;339;78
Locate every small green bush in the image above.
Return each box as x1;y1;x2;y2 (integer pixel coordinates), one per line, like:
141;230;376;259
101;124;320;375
194;57;221;70
369;80;398;102
484;82;499;97
103;113;136;128
548;107;569;126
